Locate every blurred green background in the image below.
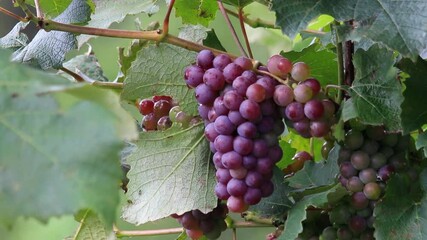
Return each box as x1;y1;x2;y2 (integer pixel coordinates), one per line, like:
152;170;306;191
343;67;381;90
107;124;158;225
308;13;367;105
0;1;288;239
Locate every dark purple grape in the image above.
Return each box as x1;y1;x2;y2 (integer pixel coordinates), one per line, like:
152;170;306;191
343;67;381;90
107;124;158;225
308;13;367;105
253;139;269;157
195;84;217;105
260;100;276;116
233;136;254;155
273;84;294;107
269;145;283;163
227;178;248;197
348;215;367;234
228;111;245;126
214;115;236;135
213;96;229;116
256;157;274;174
304;99;324;120
223;90;244;111
197;50;215;69
363;182;381;200
378;164;395;182
389;153;407;170
359;168;377;184
204;122;219;142
216;168;232;184
350;192;369;210
184;65;204;88
223;63;244;83
309;121;330;138
221;151;243;169
293;118;311;138
214;135;233;153
239;100;261;121
213;152;224;168
257;117;275;134
237;121;257;138
338;148;352;163
242;155;257;169
213;54;232;70
234;56;253;70
340;162;357;178
346;176;364;192
243;188;262;205
245;171;263;187
210;142;217;153
321;99;336;119
198;105;210;120
379;146;394;158
246;83;266;102
199;219;215;233
360;230;375;240
181;212;199;230
260;180;274;197
233;76;253;96
350;151;370;170
285;102;305;121
215;182;230;200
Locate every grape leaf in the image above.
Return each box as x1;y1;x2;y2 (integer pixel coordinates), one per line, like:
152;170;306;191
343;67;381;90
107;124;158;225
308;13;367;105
286;144;340;189
397;58;427;134
0;22;29;50
77;0;160;47
178;25;209;44
249;168;293;218
62;52;109;82
12;0;91;69
174;0;218;27
343;45;402;131
73;210;115;240
282;44;337;87
272;0;427;59
121;43;198;116
222;0;254;7
122;124;217;225
0;51;137;227
276;139;297;170
204;29;227;52
374;170;427;240
278;184;346;240
27;0;95;17
416;132;427;157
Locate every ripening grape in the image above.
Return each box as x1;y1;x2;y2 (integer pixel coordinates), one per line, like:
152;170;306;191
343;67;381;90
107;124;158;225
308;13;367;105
213;54;232;71
266;54;292;78
291;62;310;81
293;84;313;103
203;68;225;91
139;99;154;115
273;84;294;107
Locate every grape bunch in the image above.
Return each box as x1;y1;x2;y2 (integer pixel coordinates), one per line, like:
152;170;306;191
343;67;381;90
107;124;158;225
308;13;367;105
138;95;197;131
184;50;286;212
171;203;228;240
266;55;337;138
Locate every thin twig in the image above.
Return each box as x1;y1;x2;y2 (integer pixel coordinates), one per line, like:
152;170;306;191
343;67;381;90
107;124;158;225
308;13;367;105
334;21;345;104
60;67;84;82
0;6;27;22
256;69;287;85
225;7;277;29
217;1;248;57
14;0;35;20
34;0;43;18
91;81;123;89
232;228;237;240
238;8;253;58
161;0;175;38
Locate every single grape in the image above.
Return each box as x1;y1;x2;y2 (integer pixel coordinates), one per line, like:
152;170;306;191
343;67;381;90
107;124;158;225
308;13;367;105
346;176;364;192
215;183;230;200
350;192;369;210
321;99;336;118
321;227;337;240
233;76;253;96
142;113;157;131
269;145;283;163
223;63;244;83
153;95;173;102
216;168;232;184
241;70;258;82
329;204;351;224
233;136;254;155
237;121;258;139
227;196;249;213
266;55;292;78
175;111;192;127
246;83;266;102
157;116;172;130
181;212;199;230
213;54;232;71
360;230;375;240
227;178;248;197
208;109;218;122
243;187;262;205
153;100;172;119
348;215;367;234
213;96;229;116
293;84;313;103
221;151;243;169
230;167;248;179
169;105;181;122
344;130;364;150
337;227;353;240
234;56;253;70
256;157;274;174
321;141;335;159
213;152;224;169
199;219;215;233
301;78;321;95
239;100;261;121
293;118;311;138
273;85;294;107
350;151;370;170
197;49;215;69
214;135;234;153
245;171;264;188
195;84;218;106
228;111;245;126
291;62;310;81
378;164;395;182
214;115;236;135
309;121;330;138
186;229;204;239
203;68;225;91
252;139;269;157
223;90;244;111
359;168;377;184
356;207;372;218
260;100;276;116
285;102;305;121
340;162;357;178
363;182;381;200
256;77;277;99
139;99;154;115
370;152;387;169
184;65;204;88
198;105;210;120
389;153;407;170
381;133;399;147
304;99;324;120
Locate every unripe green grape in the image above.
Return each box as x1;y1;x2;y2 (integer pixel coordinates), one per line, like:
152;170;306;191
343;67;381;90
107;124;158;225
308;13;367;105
344;130;364;150
169;105;181;122
363;182;382;200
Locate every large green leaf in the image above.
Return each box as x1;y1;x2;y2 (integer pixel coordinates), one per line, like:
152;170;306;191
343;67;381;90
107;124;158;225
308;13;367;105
121;43;198;115
0;51;137;227
73;210;114;240
77;0;160;46
174;0;218;27
62;52;109;82
27;0;95;17
249;168;293;218
342;45;402;131
283;43;337;87
0;22;29;50
278;184;346;240
398;58;427;134
122;124;216;225
12;0;91;69
416;132;427;157
374;170;427;240
286;144;340;189
272;0;427;59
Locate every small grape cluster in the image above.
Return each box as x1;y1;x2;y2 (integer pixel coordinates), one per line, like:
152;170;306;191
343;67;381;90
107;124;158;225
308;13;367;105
171;203;228;240
184;50;285;213
266;55;337;138
138;95;196;131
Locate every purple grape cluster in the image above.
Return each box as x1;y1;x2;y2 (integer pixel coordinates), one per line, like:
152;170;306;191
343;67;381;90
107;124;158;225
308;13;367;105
171;203;228;240
184;50;284;212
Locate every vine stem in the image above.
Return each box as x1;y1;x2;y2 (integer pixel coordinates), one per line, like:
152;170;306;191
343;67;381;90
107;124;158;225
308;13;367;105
256;69;287;85
161;0;175;38
217;0;248;57
114;221;272;237
238;7;253;58
0;6;27;22
34;0;43;18
15;0;35;20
